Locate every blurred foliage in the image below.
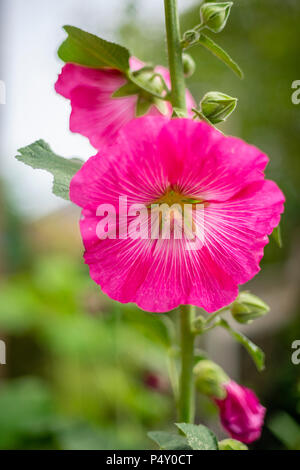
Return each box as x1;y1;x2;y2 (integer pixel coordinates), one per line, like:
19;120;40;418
0;0;300;450
268;411;300;450
0;254;175;449
253;308;300;450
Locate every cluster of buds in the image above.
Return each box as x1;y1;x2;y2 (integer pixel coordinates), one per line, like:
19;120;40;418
182;2;241;126
182;2;233;48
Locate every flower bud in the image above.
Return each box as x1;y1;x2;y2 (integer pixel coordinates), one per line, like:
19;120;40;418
135;69;165;95
193;360;229;399
231;292;269;324
182;53;196;78
193;315;206;334
215;380;266;443
182;29;200;46
218;439;248;450
200;91;237;124
200;2;233;33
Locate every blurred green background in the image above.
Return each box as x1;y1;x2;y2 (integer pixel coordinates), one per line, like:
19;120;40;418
0;0;300;450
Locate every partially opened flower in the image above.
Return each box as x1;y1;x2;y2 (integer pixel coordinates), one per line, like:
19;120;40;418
215;380;266;443
55;57;195;149
70;116;284;313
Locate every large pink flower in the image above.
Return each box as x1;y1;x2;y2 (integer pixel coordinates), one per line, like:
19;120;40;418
55;57;195;149
215;380;266;443
70;117;284;313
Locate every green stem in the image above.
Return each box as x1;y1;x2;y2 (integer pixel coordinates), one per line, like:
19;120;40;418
178;305;195;423
204;307;229;325
164;0;194;424
164;0;187;112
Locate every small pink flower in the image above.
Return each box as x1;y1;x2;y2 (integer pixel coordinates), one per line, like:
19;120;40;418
55;57;195;149
70;116;284;313
215;380;266;443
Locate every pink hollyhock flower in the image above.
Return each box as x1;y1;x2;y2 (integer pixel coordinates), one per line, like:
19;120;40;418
70;116;284;313
55;57;195;149
215;380;266;443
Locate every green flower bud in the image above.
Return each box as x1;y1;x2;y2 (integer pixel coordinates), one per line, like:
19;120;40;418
193;315;206;333
200;2;233;33
231;292;270;324
200;91;237;124
182;29;200;46
114;68;169;118
135;69;165;95
193;360;229;399
218;439;248;450
182;53;196;78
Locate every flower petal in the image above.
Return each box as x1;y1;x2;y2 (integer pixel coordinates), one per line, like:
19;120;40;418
202;179;285;284
55;62;195;149
156;119;269;201
70;116;169;210
55;63;137;149
70;117;285;313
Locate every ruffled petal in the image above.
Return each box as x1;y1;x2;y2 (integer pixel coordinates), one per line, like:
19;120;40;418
156;119;269;201
55;63;137;149
202;179;285;284
55;62;195;149
70;116;169;210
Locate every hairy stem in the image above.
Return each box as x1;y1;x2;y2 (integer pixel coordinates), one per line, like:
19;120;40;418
178;305;195;423
164;0;187;112
164;0;194;423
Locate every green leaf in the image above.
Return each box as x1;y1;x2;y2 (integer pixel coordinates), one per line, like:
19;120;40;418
268;411;300;450
58;25;130;72
148;431;192;450
198;34;243;79
15;140;83;201
192;108;213;125
172;107;187;118
219;319;265;371
112;81;140;98
153;98;168;116
175;423;218;450
136;97;153;117
272;224;282;248
218;439;248;450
